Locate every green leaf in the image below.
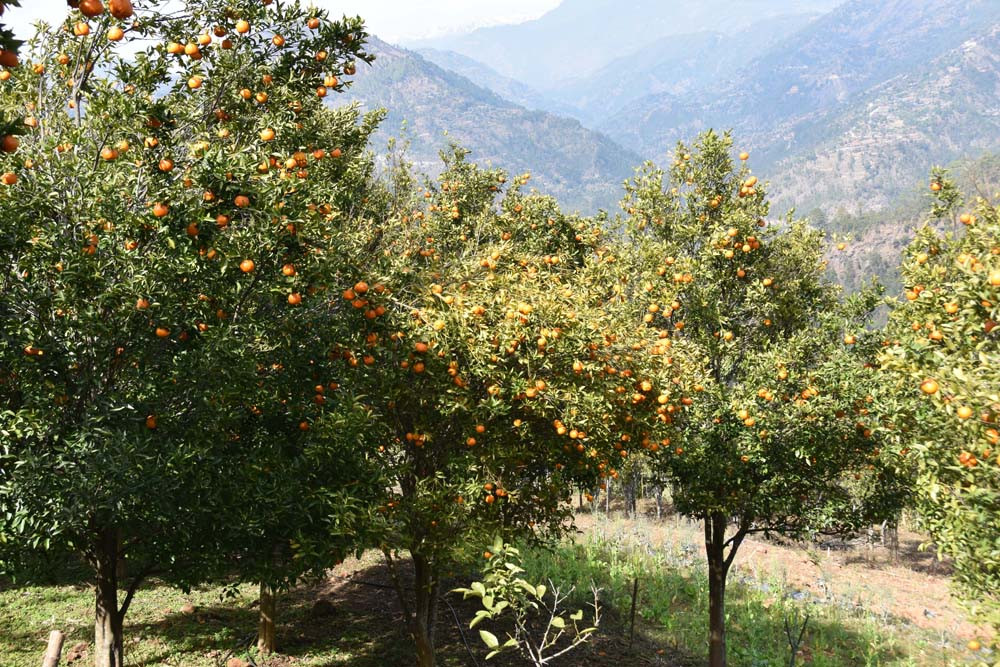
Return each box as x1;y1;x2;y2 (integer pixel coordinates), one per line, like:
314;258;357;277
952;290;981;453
480;630;500;649
550;616;565;629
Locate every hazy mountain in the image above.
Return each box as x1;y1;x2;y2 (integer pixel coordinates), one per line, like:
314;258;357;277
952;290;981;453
601;0;1000;211
337;39;642;213
407;0;845;90
551;12;824;125
415;48;577;117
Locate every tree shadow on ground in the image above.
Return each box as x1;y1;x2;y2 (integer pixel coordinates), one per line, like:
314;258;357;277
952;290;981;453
117;558;700;667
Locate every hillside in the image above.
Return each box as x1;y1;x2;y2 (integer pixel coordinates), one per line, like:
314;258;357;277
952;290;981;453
338;39;642;213
601;0;1000;212
407;0;843;90
768;24;1000;213
821;152;1000;296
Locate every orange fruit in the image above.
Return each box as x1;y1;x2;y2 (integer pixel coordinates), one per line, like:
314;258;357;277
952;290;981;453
145;415;158;429
1;135;20;152
234;194;250;208
73;22;91;37
259;128;275;142
109;0;134;19
79;0;105;18
281;264;296;277
287;292;302;305
154;327;170;338
239;259;255;273
1;172;17;185
272;34;285;47
158;158;174;172
135;298;150;310
151;202;169;217
107;26;124;41
920;379;939;395
0;50;19;68
308;17;320;29
235;19;250;34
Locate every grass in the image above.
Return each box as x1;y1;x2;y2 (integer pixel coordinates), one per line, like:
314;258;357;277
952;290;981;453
0;514;994;666
519;516;990;667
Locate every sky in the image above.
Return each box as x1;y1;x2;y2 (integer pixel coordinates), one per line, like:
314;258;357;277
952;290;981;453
2;1;563;43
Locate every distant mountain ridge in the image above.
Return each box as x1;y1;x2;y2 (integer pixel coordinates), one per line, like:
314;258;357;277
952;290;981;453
596;0;1000;212
336;39;642;213
406;0;844;90
349;0;1000;223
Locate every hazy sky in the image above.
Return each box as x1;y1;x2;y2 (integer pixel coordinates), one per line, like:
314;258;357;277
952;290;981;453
2;1;563;43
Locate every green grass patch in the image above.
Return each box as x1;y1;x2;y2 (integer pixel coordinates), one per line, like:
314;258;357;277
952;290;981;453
518;527;972;667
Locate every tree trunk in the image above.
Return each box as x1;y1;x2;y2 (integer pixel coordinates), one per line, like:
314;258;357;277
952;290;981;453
411;553;439;667
258;582;277;654
653;485;664;520
705;512;730;667
624;476;637;518
94;528;124;667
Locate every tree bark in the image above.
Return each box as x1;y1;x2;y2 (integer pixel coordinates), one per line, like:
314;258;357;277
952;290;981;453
411;553;439;667
706;512;729;667
624;476;637;518
94;528;124;667
258;583;277;654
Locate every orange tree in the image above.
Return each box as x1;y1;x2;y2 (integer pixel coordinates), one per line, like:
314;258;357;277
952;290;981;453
0;2;382;666
880;180;1000;632
333;150;687;667
0;0;23;142
621;131;908;667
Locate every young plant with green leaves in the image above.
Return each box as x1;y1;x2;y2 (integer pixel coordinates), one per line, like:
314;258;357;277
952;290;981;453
621;131;908;667
0;2;381;665
454;538;600;665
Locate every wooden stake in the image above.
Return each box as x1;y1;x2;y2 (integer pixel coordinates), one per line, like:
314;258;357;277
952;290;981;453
628;578;639;649
41;630;64;667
